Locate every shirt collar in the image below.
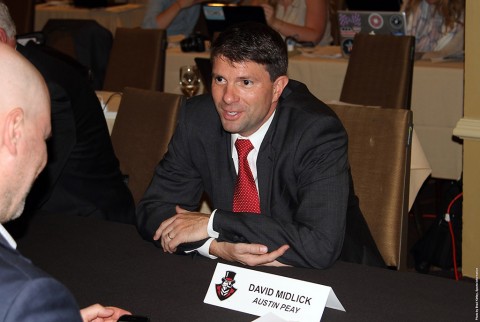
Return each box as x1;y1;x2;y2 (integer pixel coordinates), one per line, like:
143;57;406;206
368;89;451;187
0;223;17;249
231;110;276;151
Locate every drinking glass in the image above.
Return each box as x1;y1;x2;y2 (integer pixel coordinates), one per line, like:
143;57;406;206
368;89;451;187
179;65;201;97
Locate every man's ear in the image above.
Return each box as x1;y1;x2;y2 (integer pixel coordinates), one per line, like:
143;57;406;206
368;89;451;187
0;28;9;44
272;76;289;103
3;107;24;156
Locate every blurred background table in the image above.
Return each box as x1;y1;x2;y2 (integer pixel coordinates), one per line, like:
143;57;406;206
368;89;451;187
164;46;463;181
34;3;146;35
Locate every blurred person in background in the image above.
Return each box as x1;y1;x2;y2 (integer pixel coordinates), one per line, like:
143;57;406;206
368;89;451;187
250;0;332;45
402;0;465;57
142;0;203;37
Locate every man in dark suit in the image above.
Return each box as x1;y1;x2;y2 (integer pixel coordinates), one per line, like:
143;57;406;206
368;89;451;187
137;22;385;268
0;3;135;225
0;41;129;322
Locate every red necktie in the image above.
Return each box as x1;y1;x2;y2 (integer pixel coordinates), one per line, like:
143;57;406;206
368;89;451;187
232;139;261;213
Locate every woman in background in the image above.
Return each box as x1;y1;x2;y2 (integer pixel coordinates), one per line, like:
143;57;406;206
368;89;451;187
251;0;332;45
142;0;203;37
402;0;465;54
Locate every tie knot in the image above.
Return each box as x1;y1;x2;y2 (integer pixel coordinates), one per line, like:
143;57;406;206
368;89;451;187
235;139;254;158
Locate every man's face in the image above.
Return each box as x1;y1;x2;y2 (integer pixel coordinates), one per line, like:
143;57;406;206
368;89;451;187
211;56;283;137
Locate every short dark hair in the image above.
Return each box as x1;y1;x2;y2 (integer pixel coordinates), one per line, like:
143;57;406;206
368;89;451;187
210;22;288;81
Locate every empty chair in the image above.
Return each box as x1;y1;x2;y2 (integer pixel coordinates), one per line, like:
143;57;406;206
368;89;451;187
103;28;167;92
110;87;185;204
42;19;113;90
340;33;415;109
329;103;413;269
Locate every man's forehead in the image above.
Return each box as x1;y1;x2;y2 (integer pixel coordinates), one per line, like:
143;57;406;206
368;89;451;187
212;56;268;75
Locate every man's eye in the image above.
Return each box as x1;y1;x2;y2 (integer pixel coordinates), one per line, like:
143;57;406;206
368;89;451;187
242;80;253;86
215;76;225;83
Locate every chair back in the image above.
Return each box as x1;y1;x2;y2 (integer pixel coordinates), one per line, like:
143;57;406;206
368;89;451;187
103;28;167;92
42;19;113;90
194;57;212;93
329;0;347;45
110;87;185;204
329;103;412;269
3;0;35;35
340;33;415;109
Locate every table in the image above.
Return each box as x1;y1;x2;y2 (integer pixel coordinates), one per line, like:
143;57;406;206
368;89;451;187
164;46;463;180
34;3;146;35
16;213;473;322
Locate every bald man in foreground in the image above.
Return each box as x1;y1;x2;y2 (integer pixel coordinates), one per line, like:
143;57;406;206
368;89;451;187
0;44;130;321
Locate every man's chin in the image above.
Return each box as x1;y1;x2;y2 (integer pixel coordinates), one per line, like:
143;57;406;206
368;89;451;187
221;120;242;135
10;201;26;222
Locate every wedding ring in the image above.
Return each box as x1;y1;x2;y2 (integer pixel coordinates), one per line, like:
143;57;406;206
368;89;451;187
167;233;173;239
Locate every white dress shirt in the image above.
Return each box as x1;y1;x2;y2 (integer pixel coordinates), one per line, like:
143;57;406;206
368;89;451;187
0;223;17;249
195;111;276;258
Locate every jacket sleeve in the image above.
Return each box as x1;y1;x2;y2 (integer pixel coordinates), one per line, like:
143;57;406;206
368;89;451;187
213;114;350;269
136;102;206;244
5;277;82;322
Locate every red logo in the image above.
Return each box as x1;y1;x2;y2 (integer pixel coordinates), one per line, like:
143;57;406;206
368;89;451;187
368;13;384;29
215;271;237;301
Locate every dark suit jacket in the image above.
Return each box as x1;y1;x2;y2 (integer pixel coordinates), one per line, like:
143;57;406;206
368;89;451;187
0;233;82;321
17;43;135;224
137;80;384;268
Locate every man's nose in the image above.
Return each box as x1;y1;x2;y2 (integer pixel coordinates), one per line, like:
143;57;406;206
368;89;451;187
222;84;239;105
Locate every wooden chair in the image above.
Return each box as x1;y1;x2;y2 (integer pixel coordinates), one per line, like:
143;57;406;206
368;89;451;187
329;103;413;269
110;87;185;204
103;28;167;92
340;33;415;109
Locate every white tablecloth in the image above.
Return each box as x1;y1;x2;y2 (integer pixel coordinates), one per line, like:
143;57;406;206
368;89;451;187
35;3;146;35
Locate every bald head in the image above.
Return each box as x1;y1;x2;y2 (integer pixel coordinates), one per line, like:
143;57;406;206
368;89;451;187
0;43;51;223
0;43;50;118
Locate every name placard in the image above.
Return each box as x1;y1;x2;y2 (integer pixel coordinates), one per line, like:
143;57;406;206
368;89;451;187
204;263;345;322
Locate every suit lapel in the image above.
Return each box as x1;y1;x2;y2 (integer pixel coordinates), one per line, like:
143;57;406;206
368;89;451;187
257;144;274;215
257;109;283;215
209;132;236;210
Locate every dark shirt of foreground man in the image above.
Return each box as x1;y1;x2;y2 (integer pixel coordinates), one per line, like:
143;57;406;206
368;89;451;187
18;42;135;224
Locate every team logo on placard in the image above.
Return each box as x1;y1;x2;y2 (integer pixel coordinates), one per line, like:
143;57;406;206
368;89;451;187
215;271;237;301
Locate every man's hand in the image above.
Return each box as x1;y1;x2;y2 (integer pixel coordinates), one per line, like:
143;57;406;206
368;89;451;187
80;304;130;322
210;240;290;266
154;206;210;253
